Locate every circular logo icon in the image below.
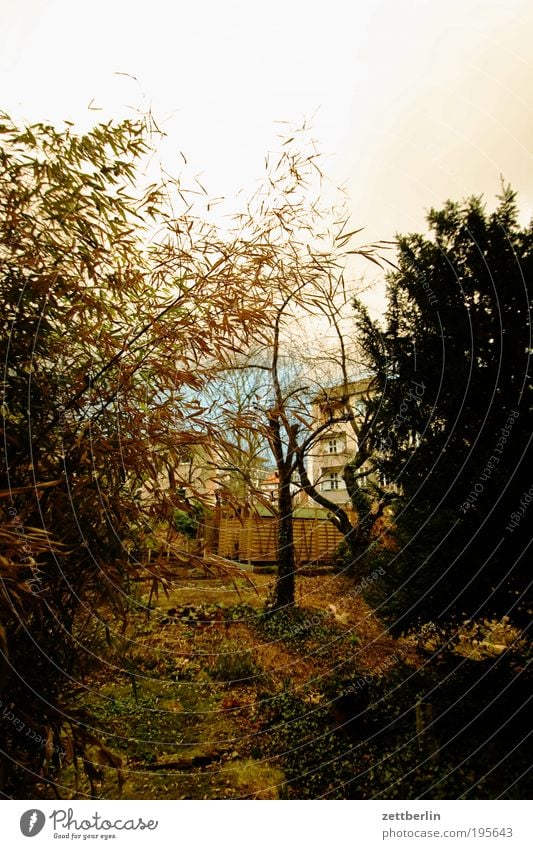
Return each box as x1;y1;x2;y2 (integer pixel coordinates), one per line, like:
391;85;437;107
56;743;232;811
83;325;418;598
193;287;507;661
20;810;46;837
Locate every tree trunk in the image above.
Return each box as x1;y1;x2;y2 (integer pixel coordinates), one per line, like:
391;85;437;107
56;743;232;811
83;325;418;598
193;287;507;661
273;473;295;608
343;459;378;560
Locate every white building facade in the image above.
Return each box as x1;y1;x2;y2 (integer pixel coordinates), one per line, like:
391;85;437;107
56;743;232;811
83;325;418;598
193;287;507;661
306;377;373;507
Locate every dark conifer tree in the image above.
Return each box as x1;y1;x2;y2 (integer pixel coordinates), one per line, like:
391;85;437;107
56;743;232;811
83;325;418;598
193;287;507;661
355;189;532;628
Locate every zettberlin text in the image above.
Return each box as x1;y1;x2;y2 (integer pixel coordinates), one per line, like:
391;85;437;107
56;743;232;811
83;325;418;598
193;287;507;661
382;811;440;820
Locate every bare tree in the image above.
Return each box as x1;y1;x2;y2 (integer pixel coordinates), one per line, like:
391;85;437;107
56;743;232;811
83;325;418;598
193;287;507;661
293;281;398;570
205;128;390;605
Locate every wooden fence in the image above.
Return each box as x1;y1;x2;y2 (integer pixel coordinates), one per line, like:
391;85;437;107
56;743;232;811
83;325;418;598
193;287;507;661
216;507;344;566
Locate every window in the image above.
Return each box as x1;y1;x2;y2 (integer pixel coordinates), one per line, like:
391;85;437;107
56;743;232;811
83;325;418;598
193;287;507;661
324;436;345;454
321;470;344;491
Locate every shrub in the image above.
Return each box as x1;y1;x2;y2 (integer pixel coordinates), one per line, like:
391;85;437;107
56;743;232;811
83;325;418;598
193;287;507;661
209;641;258;684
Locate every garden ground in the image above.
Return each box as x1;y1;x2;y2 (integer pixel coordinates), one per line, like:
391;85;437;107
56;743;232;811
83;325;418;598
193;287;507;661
40;567;527;801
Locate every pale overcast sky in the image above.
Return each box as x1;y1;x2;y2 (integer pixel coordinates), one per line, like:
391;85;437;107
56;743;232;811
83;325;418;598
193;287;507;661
1;0;532;308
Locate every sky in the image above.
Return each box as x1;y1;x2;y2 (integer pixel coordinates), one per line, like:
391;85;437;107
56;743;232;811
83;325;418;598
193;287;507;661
1;0;533;314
